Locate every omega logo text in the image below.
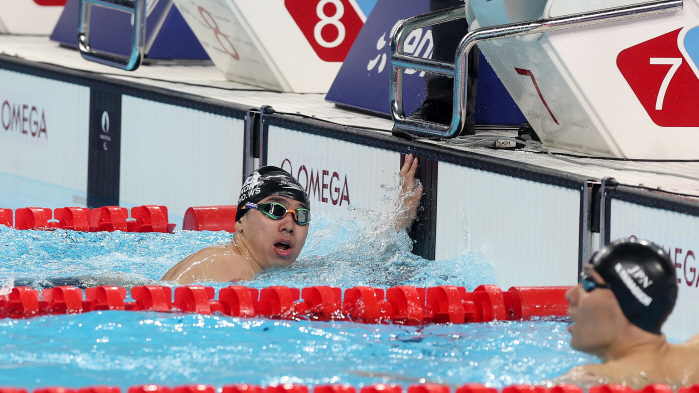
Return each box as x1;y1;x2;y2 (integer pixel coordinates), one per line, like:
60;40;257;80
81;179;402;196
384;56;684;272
628;236;698;288
1;100;48;138
281;159;350;206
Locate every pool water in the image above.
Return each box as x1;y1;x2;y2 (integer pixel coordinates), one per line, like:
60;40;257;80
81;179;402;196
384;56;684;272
0;212;595;390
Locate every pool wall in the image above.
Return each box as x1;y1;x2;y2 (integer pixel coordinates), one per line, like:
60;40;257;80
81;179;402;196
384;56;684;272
1;55;698;340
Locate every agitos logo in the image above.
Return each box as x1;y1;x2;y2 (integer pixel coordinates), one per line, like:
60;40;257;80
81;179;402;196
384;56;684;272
1;100;48;138
281;159;351;206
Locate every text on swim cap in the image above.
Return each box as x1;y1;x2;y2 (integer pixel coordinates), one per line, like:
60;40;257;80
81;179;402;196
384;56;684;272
627;265;654;288
615;263;653;306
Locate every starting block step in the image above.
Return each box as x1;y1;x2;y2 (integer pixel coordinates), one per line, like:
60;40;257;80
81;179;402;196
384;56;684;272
468;0;699;159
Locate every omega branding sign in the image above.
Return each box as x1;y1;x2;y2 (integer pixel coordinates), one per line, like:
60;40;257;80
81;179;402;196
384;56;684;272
629;235;699;290
281;159;351;206
1;99;48;139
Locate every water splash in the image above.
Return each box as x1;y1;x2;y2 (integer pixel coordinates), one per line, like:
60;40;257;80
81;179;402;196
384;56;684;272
0;209;496;291
0;274;13;296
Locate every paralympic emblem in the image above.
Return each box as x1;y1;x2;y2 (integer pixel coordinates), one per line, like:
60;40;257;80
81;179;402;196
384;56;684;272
617;26;699;127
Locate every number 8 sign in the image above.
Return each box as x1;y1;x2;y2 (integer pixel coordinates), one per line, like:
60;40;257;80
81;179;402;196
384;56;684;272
285;0;364;62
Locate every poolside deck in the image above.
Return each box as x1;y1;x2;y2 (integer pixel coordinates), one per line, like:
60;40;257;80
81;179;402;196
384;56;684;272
3;35;699;200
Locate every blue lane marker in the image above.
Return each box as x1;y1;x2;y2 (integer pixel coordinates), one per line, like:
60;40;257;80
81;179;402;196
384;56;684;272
684;25;699;71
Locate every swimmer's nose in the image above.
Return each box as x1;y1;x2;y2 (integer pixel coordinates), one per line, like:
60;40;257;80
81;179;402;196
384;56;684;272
279;213;295;233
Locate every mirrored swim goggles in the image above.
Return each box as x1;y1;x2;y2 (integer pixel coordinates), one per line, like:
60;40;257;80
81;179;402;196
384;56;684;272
243;202;311;226
579;271;611;292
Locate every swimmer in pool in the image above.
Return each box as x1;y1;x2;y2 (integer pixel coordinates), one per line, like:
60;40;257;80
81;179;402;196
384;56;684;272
161;154;423;284
554;238;699;388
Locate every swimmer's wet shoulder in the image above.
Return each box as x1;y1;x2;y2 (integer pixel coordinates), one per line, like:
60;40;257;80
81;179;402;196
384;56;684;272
160;242;257;284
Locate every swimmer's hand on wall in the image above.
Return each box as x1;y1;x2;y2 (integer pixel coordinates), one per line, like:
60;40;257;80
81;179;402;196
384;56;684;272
395;154;423;231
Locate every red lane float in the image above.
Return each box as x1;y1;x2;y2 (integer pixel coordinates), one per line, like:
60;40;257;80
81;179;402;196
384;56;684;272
547;386;583;393
130;206;174;233
54;207;92;231
128;386;170;393
267;386;309;393
85;286;127;311
130;286;173;312
3;382;699;393
455;385;497;393
175;286;216;314
34;388;77;393
223;386;264;393
302;286;343;321
360;386;401;393
5;287;41;319
0;208;13;227
218;286;259;317
41;286;84;314
409;385;450;393
638;386;674;393
503;287;570;320
15;208;55;230
78;387;121;393
501;387;547;393
0;284;573;324
589;385;635;393
2;206;176;232
315;386;356;393
172;386;215;393
183;206;237;232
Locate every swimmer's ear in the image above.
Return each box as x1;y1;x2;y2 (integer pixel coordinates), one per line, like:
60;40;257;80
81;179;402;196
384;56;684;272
234;214;246;233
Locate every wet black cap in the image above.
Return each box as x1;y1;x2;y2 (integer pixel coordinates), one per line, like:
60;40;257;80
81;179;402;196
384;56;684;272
590;238;677;335
236;166;310;222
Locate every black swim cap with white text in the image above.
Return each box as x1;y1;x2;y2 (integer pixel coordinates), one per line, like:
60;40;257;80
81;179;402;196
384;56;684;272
236;166;310;222
590;238;677;335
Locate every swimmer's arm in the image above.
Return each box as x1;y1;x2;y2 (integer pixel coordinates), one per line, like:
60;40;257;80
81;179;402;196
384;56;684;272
395;154;423;231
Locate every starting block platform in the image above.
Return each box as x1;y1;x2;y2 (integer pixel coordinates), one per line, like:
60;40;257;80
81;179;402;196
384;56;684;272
1;35;699;340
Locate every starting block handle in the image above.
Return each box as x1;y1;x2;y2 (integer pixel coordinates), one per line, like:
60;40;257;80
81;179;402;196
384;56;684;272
390;0;684;139
78;0;146;71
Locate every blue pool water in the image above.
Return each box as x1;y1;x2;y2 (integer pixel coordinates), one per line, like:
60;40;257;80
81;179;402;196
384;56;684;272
0;212;595;390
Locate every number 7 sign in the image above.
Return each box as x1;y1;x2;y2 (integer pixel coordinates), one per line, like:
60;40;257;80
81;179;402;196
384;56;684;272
617;28;699;127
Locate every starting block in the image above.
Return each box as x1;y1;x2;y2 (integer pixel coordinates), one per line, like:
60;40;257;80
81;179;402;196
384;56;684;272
170;0;368;92
0;0;65;35
467;0;698;159
51;0;209;66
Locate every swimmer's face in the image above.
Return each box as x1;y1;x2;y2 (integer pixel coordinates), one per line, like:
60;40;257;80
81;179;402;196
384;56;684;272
235;195;309;270
566;264;627;357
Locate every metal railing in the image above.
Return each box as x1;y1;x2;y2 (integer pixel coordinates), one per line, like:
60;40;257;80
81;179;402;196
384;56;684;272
390;0;684;139
78;0;146;70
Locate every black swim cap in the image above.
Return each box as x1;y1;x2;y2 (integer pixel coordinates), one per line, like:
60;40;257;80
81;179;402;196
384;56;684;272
236;166;310;222
590;238;677;335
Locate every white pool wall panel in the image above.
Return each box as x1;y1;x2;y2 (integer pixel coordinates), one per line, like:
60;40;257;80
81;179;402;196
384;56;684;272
609;199;699;341
436;162;581;289
120;97;244;220
0;0;64;35
266;126;400;218
0;69;89;194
